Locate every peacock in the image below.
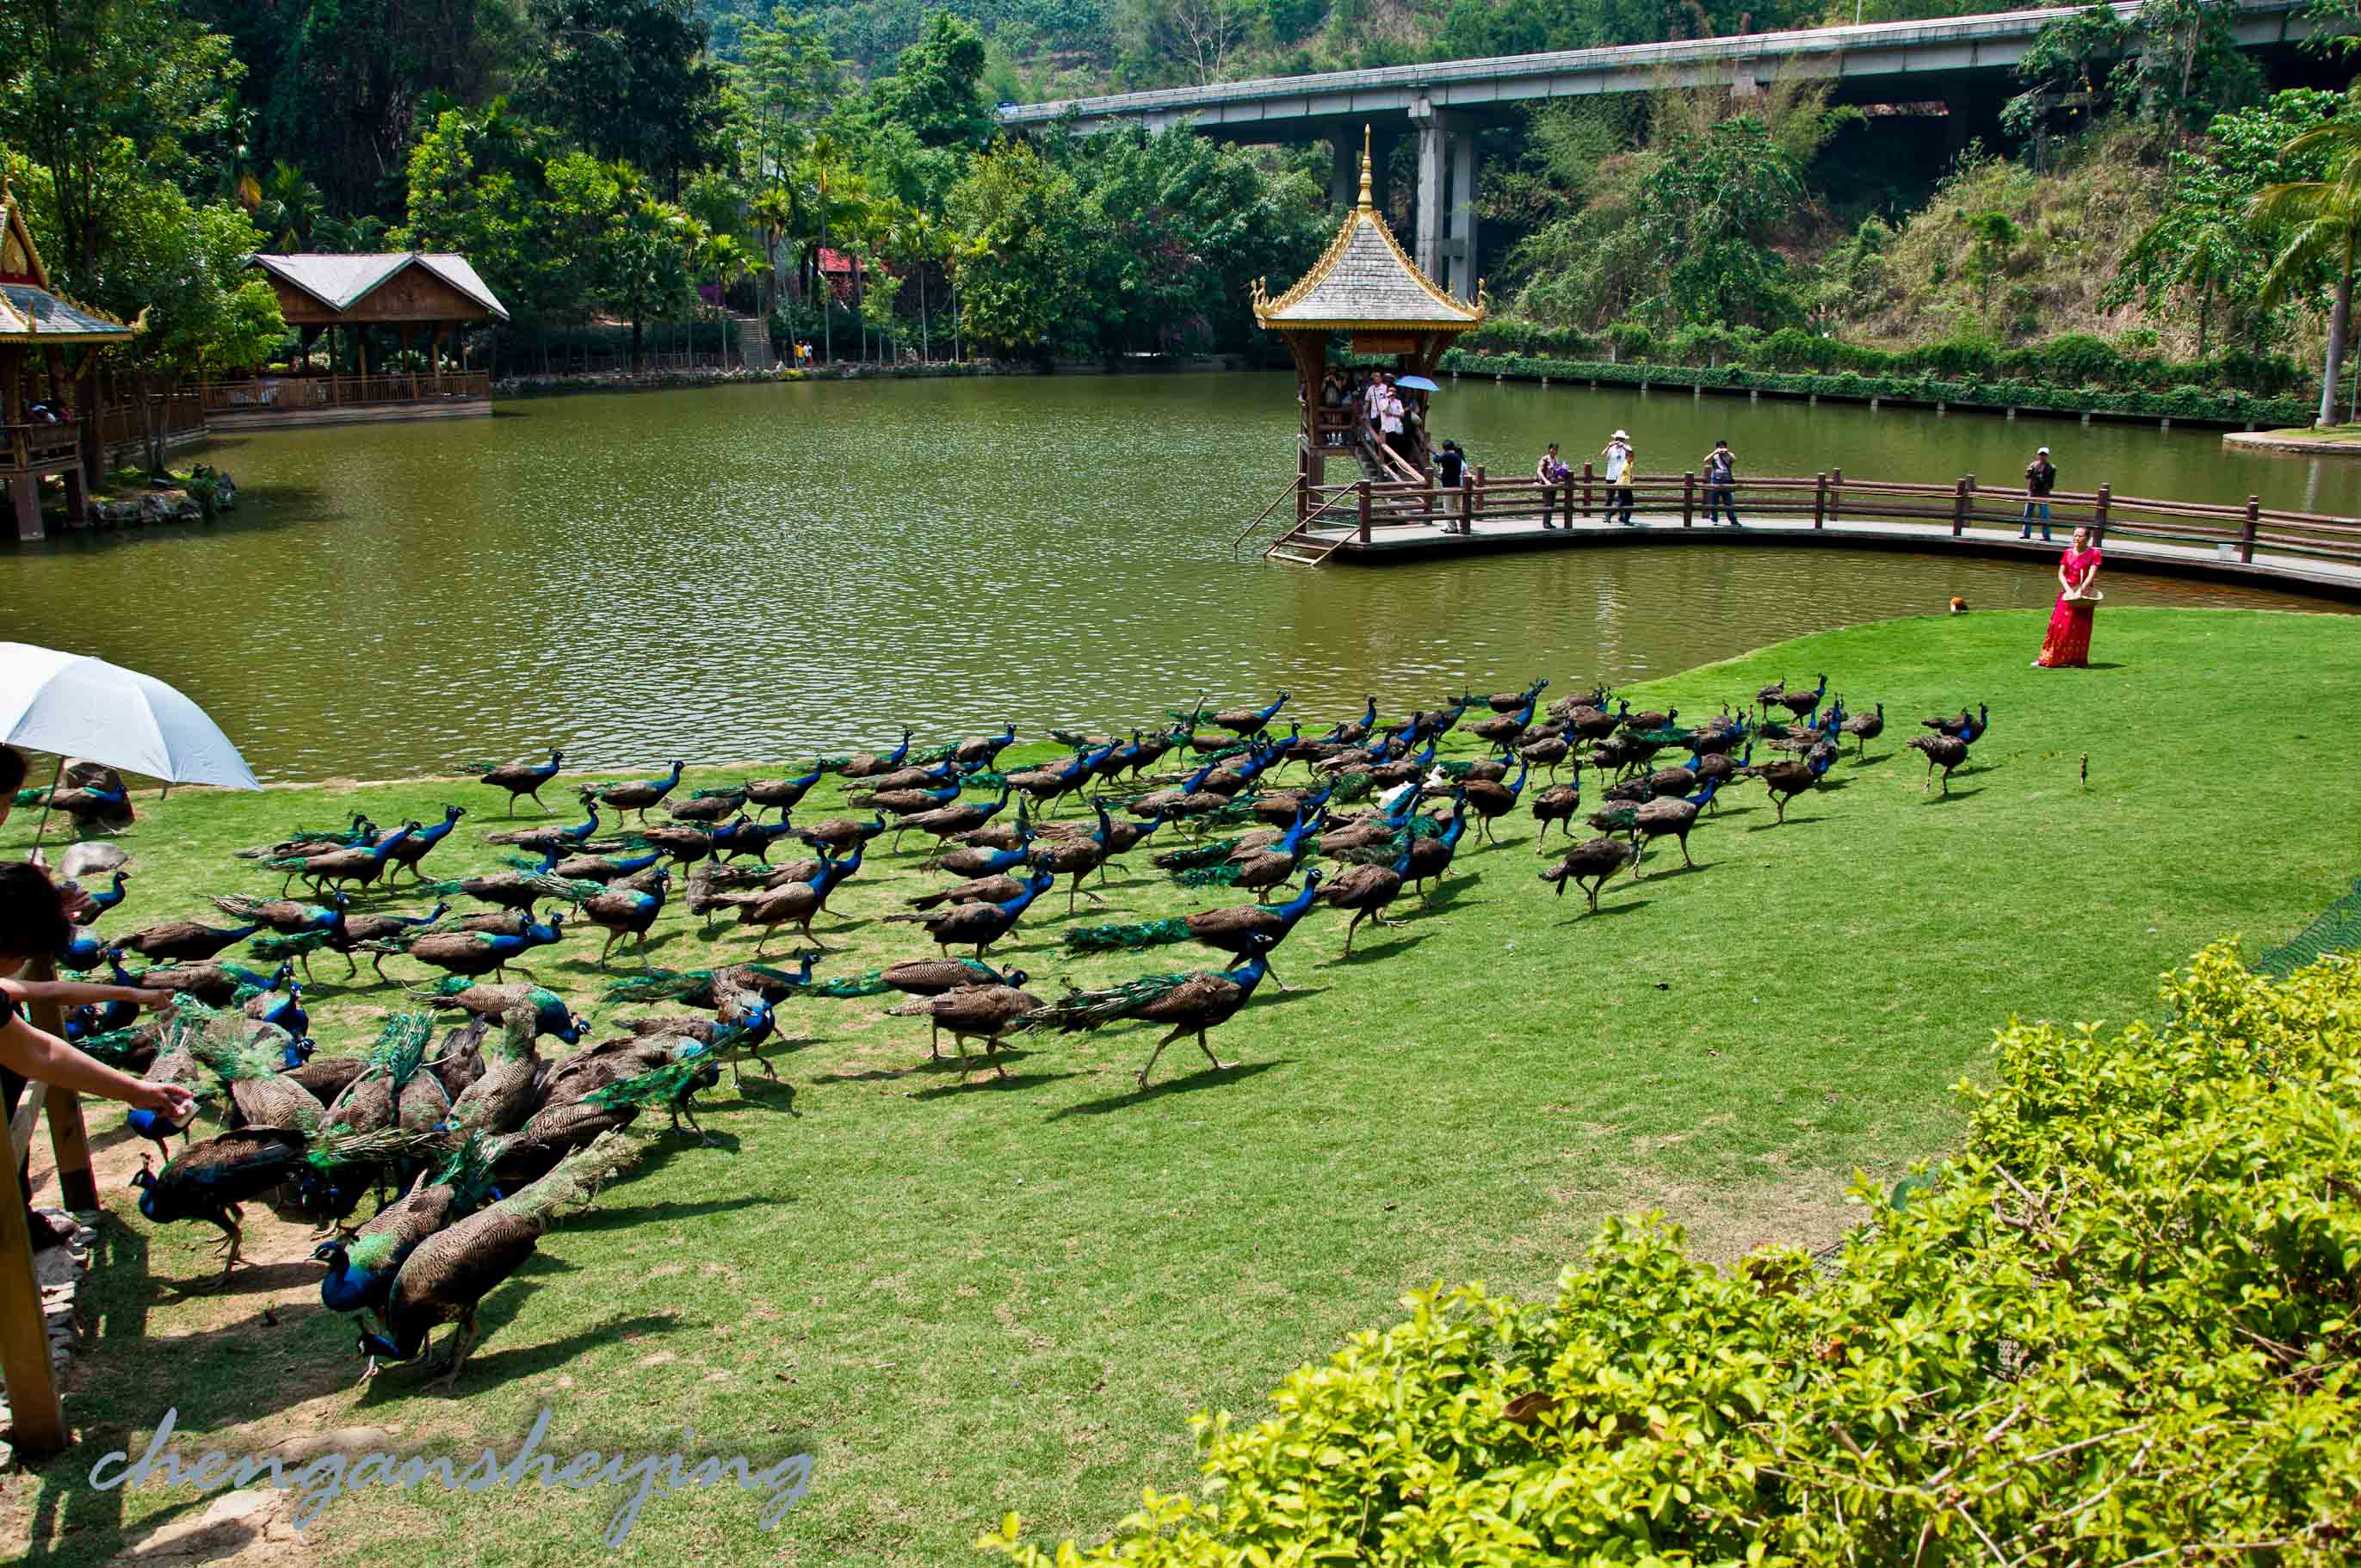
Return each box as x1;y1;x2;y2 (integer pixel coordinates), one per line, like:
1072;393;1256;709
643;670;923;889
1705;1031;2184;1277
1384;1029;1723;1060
782;813;883;860
885;977;1046;1080
668;782;748;824
480;793;600;854
1592;778;1718;877
885;870;1054;958
477;750;565;816
47;768;134;835
316;1133;500;1324
1542;835;1635;913
112;916;266;964
537;846;666;885
266;821;417;898
1066;871;1324;991
120;958;285;1008
825;729;915;780
876;958;1023;1055
234;813;376;861
744;765;825;819
383;806;467;880
578;869;671;969
71;869;133;925
709;843;865;953
1013;934;1275;1090
209;890;345;938
1313;833;1416;957
251;899;450;981
616;822;716;867
354;1132;641;1389
446;1006;550;1135
1177;807;1318;902
1397;807;1470;902
168;1001;324;1133
322;1012;453;1138
418;849;590;914
370;912;565;984
411;978;584;1042
1773;675;1828;720
1211;691;1289;738
1458;757;1531;846
134;1123;440;1285
1027;803;1122;911
850;781;962;819
589;761;685;824
919;724;1017;769
895;785;1012;853
1921;703;1987;742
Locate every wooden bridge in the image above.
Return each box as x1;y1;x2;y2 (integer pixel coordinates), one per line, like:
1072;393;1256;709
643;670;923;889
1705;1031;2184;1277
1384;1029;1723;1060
1234;466;2361;599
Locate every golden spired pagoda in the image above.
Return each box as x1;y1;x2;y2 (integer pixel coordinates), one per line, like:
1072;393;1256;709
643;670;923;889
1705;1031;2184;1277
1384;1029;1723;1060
1252;128;1484;491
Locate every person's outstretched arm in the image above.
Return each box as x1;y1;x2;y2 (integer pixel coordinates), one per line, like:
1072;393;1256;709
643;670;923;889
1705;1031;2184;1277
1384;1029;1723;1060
0;1012;195;1114
1;978;175;1010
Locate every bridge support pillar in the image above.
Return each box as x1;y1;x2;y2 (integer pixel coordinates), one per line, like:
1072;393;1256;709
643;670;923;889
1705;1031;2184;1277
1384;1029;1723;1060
1330;136;1357;209
1412;111;1480;302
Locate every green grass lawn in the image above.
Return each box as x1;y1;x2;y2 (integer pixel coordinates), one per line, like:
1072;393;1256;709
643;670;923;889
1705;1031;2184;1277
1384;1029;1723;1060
5;606;2358;1566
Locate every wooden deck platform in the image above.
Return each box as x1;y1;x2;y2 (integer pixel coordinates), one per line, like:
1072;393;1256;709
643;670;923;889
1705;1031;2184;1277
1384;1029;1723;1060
206;397;491;433
1305;511;2361;599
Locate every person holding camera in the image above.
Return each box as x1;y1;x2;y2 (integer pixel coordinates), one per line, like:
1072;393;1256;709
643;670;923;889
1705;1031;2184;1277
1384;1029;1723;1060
2020;447;2057;542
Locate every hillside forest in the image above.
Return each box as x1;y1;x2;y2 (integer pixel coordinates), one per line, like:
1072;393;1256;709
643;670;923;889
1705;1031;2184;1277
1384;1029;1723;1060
9;0;2361;423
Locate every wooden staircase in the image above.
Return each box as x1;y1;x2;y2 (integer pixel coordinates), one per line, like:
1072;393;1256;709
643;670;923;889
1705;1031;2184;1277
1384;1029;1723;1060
1263;524;1348;565
735;315;775;369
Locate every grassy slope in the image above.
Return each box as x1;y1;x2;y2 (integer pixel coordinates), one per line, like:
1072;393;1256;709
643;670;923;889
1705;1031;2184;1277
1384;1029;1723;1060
6;607;2357;1566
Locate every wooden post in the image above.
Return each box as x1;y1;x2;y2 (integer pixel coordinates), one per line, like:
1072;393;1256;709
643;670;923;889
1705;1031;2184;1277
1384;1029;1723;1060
1829;466;1843;523
2240;494;2258;564
1579;461;1594;519
1357;479;1372;544
1952;477;1970;538
0;1083;65;1458
1813;471;1828;529
1425;468;1437;528
1457;471;1473;534
1295;448;1309;526
1473;464;1486;520
1681;471;1695;528
2093;484;2111;546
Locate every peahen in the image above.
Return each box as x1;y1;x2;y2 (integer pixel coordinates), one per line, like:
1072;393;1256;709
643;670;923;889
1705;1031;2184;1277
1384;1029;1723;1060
1211;691;1289;738
477;750;564;816
1066;871;1323;991
1541;835;1635;913
886;977;1046;1080
355;1132;640;1389
1013;934;1275;1089
1741;747;1834;824
885;869;1054;958
1530;774;1583;851
1841;701;1885;759
590;761;685;824
1907;732;1973;795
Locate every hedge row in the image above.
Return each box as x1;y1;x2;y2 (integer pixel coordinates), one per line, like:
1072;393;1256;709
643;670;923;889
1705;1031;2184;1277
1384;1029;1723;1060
981;941;2361;1564
1459;318;2307;398
1444;351;2318;427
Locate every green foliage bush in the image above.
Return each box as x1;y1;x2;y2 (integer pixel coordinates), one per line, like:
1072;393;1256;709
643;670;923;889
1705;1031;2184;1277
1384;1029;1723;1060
980;941;2361;1564
1457;317;2304;400
1434;351;2314;426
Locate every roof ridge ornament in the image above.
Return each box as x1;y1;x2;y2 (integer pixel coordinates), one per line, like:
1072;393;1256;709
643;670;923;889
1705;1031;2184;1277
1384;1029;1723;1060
1358;125;1374;213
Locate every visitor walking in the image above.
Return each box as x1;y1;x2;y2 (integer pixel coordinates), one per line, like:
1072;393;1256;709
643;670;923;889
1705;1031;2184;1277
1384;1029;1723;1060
1379;384;1408;462
1363;370;1393;441
1436;440;1468;533
1603;430;1636;525
2020;446;2057;542
2034;526;2104;668
1536;442;1569;528
1702;438;1741;528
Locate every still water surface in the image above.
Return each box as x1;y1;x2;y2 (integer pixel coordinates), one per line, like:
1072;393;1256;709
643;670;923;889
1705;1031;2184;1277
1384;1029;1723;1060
3;373;2351;781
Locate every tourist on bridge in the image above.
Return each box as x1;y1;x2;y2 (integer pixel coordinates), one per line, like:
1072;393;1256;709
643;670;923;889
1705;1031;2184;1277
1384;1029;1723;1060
1603;430;1636;526
2020;446;2058;542
2034;526;2104;668
1702;439;1741;528
1536;442;1570;528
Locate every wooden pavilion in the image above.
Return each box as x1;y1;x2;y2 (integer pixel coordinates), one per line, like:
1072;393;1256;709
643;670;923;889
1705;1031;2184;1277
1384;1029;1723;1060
1252;129;1484;497
237;252;507;424
0;182;138;541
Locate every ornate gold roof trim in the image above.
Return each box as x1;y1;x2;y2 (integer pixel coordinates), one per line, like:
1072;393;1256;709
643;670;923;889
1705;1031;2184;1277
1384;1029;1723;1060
1251;127;1485;333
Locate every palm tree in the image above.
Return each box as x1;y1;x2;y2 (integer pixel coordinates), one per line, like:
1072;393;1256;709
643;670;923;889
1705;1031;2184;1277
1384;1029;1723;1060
2257;99;2361;427
702;232;757;364
748;186;795;317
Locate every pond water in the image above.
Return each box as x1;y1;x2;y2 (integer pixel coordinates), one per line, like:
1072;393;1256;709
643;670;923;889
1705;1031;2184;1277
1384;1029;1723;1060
4;371;2352;781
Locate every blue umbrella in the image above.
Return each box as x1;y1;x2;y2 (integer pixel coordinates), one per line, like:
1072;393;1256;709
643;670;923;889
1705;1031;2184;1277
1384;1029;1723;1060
1395;375;1441;392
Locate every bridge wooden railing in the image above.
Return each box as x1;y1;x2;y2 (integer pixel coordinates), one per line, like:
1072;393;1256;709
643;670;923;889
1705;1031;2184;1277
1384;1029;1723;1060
202;371;492;414
0;964;97;1460
1279;466;2361;570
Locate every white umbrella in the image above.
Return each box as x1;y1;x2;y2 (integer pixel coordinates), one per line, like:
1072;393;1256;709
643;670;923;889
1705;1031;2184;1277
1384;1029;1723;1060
0;645;259;837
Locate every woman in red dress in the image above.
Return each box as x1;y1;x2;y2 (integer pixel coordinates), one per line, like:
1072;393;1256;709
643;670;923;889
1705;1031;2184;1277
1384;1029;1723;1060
2034;526;2103;668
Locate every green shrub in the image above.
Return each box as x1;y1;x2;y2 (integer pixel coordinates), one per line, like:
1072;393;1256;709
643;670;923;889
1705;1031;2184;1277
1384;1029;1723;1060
980;941;2361;1565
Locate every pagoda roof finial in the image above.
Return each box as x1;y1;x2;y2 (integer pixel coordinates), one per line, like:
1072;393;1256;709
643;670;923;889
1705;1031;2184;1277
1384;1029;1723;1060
1357;125;1374;213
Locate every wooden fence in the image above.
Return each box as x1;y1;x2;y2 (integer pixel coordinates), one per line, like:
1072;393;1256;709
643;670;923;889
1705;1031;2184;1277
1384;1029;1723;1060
202;371;492;414
0;963;96;1460
1265;465;2361;573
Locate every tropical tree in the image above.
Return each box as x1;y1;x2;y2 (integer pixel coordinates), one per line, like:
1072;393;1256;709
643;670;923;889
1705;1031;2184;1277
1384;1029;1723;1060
748;182;796;313
944;140;1084;356
2254;105;2361;424
701;228;756;361
1965;211;2022;317
250;160;324;250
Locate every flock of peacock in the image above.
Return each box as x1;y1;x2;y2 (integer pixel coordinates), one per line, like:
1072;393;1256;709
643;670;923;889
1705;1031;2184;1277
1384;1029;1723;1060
41;679;1989;1389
